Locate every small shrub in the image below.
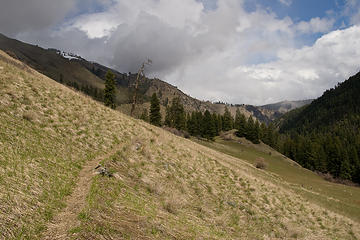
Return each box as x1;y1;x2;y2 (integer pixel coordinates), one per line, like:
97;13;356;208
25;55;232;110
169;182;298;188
220;131;233;141
316;172;359;187
255;157;267;169
23;111;36;122
321;172;334;182
162;126;190;139
290;232;299;238
164;201;177;214
183;131;190;139
146;183;163;195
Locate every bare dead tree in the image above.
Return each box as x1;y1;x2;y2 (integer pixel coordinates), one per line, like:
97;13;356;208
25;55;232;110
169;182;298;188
130;59;152;117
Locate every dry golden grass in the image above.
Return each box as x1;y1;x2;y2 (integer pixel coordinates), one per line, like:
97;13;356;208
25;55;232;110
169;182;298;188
0;50;135;239
0;50;359;240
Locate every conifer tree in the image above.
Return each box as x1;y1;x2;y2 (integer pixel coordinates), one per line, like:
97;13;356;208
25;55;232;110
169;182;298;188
165;97;186;130
340;157;352;180
201;110;216;140
234;113;246;137
164;106;171;126
217;114;223;133
349;146;360;182
234;108;242;130
149;93;161;126
264;123;275;147
104;70;116;109
253;120;260;144
260;122;267;140
314;143;327;172
212;112;220;136
187;112;195;135
325;136;342;177
185;113;191;132
194;111;203;136
223;106;233;131
245;116;260;144
246;116;254;137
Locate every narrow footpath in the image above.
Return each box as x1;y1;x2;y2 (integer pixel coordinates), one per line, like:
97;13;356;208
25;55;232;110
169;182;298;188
42;147;120;240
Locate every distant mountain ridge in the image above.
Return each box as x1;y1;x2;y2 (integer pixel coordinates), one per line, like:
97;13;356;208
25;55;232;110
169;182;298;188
260;99;313;113
0;33;305;122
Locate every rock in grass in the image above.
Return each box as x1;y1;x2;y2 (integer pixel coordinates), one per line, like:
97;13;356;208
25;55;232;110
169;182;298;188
94;164;113;177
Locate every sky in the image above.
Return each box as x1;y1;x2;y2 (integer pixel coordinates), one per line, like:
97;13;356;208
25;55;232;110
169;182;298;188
1;0;360;105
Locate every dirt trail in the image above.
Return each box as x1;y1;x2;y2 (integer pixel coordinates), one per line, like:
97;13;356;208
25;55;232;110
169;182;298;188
42;148;120;240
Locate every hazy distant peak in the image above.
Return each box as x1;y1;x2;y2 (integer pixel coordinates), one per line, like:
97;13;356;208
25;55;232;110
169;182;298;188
260;99;313;113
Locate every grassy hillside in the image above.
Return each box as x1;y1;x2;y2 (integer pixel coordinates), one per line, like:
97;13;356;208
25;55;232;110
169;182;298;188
1;50;359;239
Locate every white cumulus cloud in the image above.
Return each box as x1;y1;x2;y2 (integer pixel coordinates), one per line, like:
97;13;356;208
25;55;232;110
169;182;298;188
296;17;335;34
278;0;292;7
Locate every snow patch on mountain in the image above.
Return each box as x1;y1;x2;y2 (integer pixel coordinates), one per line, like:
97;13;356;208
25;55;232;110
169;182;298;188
54;49;82;60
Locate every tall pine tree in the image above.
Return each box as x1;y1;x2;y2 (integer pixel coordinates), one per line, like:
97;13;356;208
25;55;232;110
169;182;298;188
164;97;186;130
234;108;242;130
104;70;116;109
149;93;161;126
202;110;216;140
223;106;233;131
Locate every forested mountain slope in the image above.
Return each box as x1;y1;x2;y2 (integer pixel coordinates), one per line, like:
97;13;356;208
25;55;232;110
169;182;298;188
279;71;360;183
280;72;360;133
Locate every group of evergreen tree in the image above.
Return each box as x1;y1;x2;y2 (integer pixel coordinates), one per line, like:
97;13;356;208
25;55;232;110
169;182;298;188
186;110;218;140
185;106;247;140
145;96;276;143
145;94;221;140
275;72;360;184
64;70;116;109
277;120;360;183
164;97;186;130
233;108;278;146
57;74;104;102
278;129;360;183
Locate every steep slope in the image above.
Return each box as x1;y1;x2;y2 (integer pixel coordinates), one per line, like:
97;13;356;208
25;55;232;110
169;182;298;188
279;72;360;133
278;72;360;182
0;34;104;91
1;51;360;239
0;33;291;122
0;50;132;238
